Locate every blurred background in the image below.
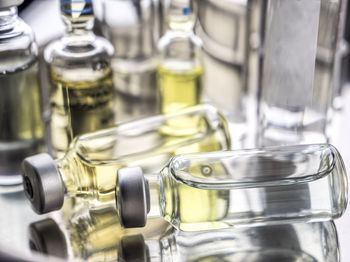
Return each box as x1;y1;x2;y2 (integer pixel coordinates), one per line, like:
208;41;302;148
1;0;350;261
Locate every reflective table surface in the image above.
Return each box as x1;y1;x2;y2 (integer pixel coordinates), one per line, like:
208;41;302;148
1;87;350;261
0;191;343;261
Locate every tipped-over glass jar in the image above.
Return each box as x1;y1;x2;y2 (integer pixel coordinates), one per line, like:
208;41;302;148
116;144;348;231
22;104;231;214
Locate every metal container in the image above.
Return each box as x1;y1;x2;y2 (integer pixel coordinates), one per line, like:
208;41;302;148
195;0;247;146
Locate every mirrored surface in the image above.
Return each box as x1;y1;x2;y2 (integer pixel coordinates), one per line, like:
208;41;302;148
0;188;341;262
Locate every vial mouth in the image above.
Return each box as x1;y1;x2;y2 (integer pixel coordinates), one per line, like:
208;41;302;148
23;175;34;200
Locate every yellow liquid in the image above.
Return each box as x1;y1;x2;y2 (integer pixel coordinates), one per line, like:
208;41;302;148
67;206;169;261
157;65;203;136
69;208;123;261
58;109;231;204
60;131;229;204
49;70;115;156
164;135;230;231
162;162;230;232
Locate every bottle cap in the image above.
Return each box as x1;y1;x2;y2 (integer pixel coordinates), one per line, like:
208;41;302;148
29;218;68;259
182;7;191;15
0;0;23;9
22;153;64;214
116;167;150;228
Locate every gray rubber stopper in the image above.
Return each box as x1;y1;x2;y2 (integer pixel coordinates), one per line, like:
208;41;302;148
0;0;23;9
22;153;64;214
116;167;150;228
29;218;68;259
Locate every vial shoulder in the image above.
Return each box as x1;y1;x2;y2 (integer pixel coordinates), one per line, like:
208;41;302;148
0;20;38;74
44;35;114;81
44;34;114;64
0;18;37;52
158;31;202;51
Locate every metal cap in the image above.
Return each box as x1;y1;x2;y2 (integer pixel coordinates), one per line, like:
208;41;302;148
116;167;150;228
29;218;68;259
22;153;64;214
0;0;23;9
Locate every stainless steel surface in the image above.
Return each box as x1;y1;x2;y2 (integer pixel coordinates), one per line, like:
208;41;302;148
195;0;247;144
100;0;159;99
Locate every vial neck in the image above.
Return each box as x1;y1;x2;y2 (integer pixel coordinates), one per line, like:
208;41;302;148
60;0;94;36
55;157;79;198
0;7;19;35
145;173;163;218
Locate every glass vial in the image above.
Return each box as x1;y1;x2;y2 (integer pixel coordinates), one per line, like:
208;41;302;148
116;144;348;231
0;0;45;186
22;104;231;214
44;0;115;157
247;0;344;146
157;0;203;114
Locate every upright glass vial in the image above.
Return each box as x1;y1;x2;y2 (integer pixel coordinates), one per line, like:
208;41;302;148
116;144;348;231
0;0;45;186
44;0;115;157
157;0;203;114
22;105;231;214
248;0;344;146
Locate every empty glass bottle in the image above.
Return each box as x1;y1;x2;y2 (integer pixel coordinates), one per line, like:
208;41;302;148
22;104;231;214
0;0;45;186
116;144;348;231
157;0;203;115
248;0;345;146
44;0;115;157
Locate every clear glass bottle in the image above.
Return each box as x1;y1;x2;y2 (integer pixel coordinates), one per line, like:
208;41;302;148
0;0;45;186
157;0;203;115
247;0;344;146
22;104;231;214
44;0;115;157
116;144;348;231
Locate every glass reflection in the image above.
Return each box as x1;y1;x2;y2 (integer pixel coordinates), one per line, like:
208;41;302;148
29;199;340;262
